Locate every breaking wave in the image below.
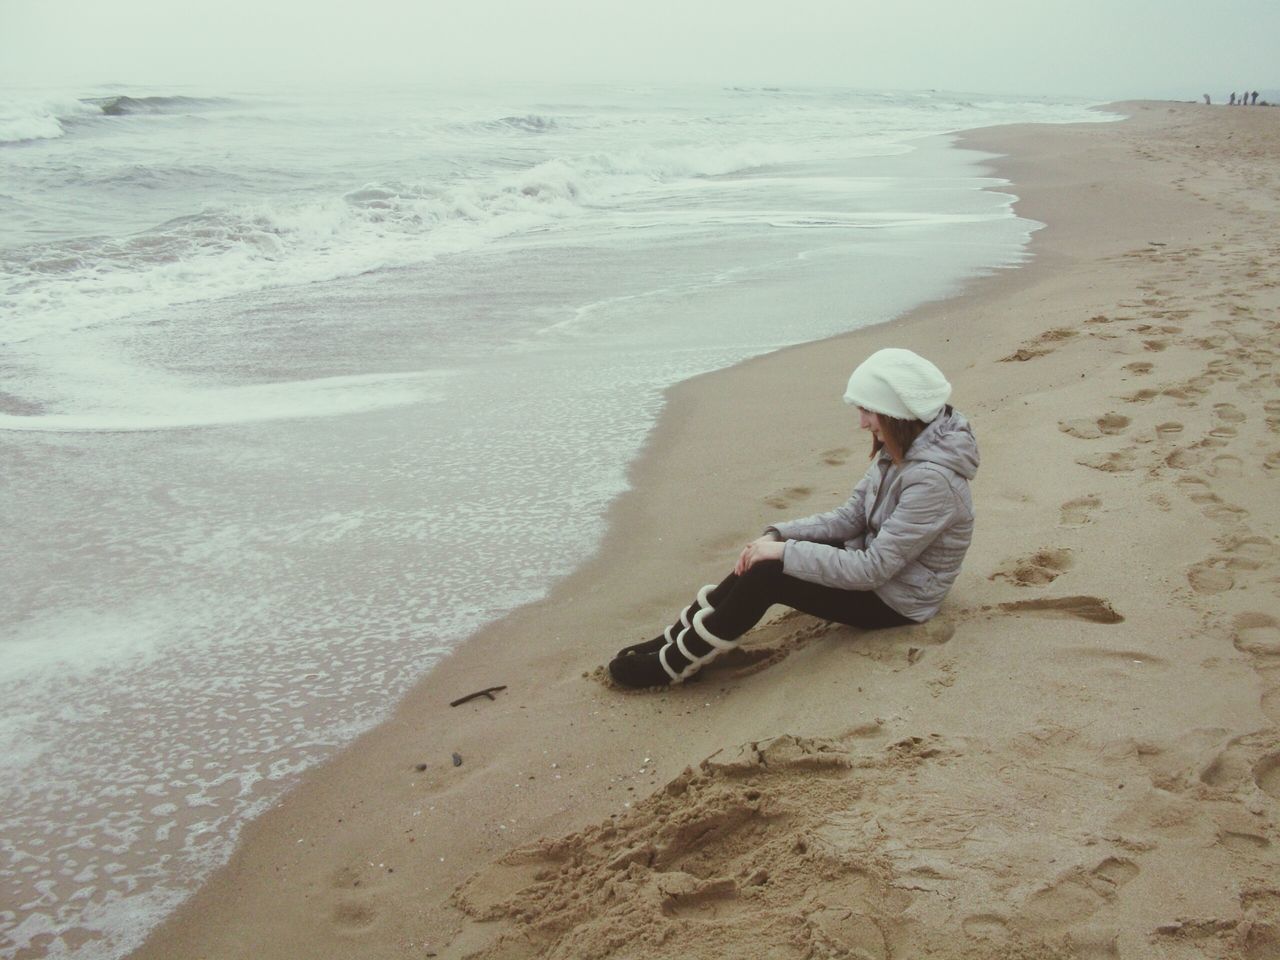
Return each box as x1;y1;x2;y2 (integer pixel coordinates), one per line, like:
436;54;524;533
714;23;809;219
0;93;235;145
0;96;101;144
83;94;234;116
2;139;806;345
495;114;557;132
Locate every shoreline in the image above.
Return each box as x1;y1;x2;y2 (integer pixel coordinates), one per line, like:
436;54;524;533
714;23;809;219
129;100;1280;959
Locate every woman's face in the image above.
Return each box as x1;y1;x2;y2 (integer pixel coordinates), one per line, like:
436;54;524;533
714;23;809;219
858;407;883;441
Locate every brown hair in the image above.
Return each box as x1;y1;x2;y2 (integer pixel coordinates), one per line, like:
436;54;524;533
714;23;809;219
870;413;928;463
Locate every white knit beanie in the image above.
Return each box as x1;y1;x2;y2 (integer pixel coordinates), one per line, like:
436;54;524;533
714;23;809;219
843;348;951;422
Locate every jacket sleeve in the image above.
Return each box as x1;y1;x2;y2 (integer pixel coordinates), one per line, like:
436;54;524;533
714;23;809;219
766;467;873;545
780;468;957;590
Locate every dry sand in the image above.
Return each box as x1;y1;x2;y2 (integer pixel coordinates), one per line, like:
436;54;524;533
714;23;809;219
129;101;1280;960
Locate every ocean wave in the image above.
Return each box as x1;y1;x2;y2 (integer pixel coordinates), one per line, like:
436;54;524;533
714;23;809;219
496;114;556;132
445;113;561;136
83;94;236;116
0;370;447;433
0;96;100;144
2;140;802;344
0;93;235;145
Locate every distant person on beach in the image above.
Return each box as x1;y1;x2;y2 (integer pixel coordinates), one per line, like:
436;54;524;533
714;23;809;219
1230;92;1237;105
1252;91;1259;105
1203;94;1211;105
608;348;978;688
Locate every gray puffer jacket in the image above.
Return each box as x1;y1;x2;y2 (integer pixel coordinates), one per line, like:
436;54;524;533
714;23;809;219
767;407;978;622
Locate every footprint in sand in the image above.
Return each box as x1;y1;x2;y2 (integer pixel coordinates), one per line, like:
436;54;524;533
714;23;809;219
1077;450;1137;473
1136;729;1231;794
763;486;812;509
1154;421;1184;438
1256;754;1280;801
1187;560;1235;595
1220;830;1271;852
1163;377;1213;402
1164;445;1210;472
1202;501;1248;524
1240;894;1280;932
1208;454;1243;478
1263;685;1280;727
1199;735;1280;801
1264;451;1280;471
1060;495;1101;527
1093;857;1140;887
1264;399;1280;433
1123;361;1154;375
1066;928;1122;960
1165;447;1204;470
1022;857;1139;934
1001;346;1052;362
1059;413;1130;439
1121;388;1161;404
801;906;898;958
961;914;1011;940
1000;327;1078;362
990;548;1073;586
1233;613;1280;657
863;619;956;666
1242;373;1276;402
1199;736;1256;789
995;596;1124;624
1206;357;1244;378
820;447;851;466
1211;406;1246;439
1223;535;1275;568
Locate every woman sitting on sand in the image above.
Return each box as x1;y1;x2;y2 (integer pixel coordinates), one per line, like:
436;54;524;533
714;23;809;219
608;347;979;689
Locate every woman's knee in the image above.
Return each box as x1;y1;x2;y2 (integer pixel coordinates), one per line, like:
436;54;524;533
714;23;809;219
740;558;785;585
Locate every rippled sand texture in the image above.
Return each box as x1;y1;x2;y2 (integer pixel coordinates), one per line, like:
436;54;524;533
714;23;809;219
130;101;1279;960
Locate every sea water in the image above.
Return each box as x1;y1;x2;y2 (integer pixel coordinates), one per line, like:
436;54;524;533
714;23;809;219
0;82;1112;958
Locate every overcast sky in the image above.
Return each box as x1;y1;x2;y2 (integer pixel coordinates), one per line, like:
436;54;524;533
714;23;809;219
2;0;1276;99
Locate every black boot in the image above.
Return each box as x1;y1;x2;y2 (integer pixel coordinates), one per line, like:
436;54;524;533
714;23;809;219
609;602;736;689
612;584;715;659
608;648;673;688
655;607;736;683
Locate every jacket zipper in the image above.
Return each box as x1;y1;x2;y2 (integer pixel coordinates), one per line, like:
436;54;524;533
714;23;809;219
867;457;897;533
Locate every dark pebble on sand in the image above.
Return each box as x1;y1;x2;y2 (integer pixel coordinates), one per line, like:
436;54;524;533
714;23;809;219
415;763;428;772
452;752;463;767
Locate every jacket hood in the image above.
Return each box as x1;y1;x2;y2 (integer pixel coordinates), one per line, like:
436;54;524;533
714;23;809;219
901;406;979;479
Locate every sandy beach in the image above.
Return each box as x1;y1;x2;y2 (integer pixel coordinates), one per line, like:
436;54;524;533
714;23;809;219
126;100;1280;960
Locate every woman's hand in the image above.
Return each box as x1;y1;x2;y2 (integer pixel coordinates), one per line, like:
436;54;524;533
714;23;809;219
735;535;786;575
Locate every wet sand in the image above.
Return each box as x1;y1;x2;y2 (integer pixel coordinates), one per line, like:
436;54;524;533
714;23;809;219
130;101;1280;960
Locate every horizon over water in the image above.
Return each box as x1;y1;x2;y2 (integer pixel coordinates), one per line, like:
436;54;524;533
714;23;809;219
0;81;1115;958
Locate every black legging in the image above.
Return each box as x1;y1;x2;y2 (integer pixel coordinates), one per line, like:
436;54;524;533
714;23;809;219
700;559;914;643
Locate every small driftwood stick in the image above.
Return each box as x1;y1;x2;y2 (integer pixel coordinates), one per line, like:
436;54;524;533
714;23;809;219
449;685;507;707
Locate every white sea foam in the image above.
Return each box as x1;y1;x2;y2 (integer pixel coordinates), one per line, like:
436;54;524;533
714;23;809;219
0;368;448;432
0;607;170;687
1;137;887;350
0;95;101;144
